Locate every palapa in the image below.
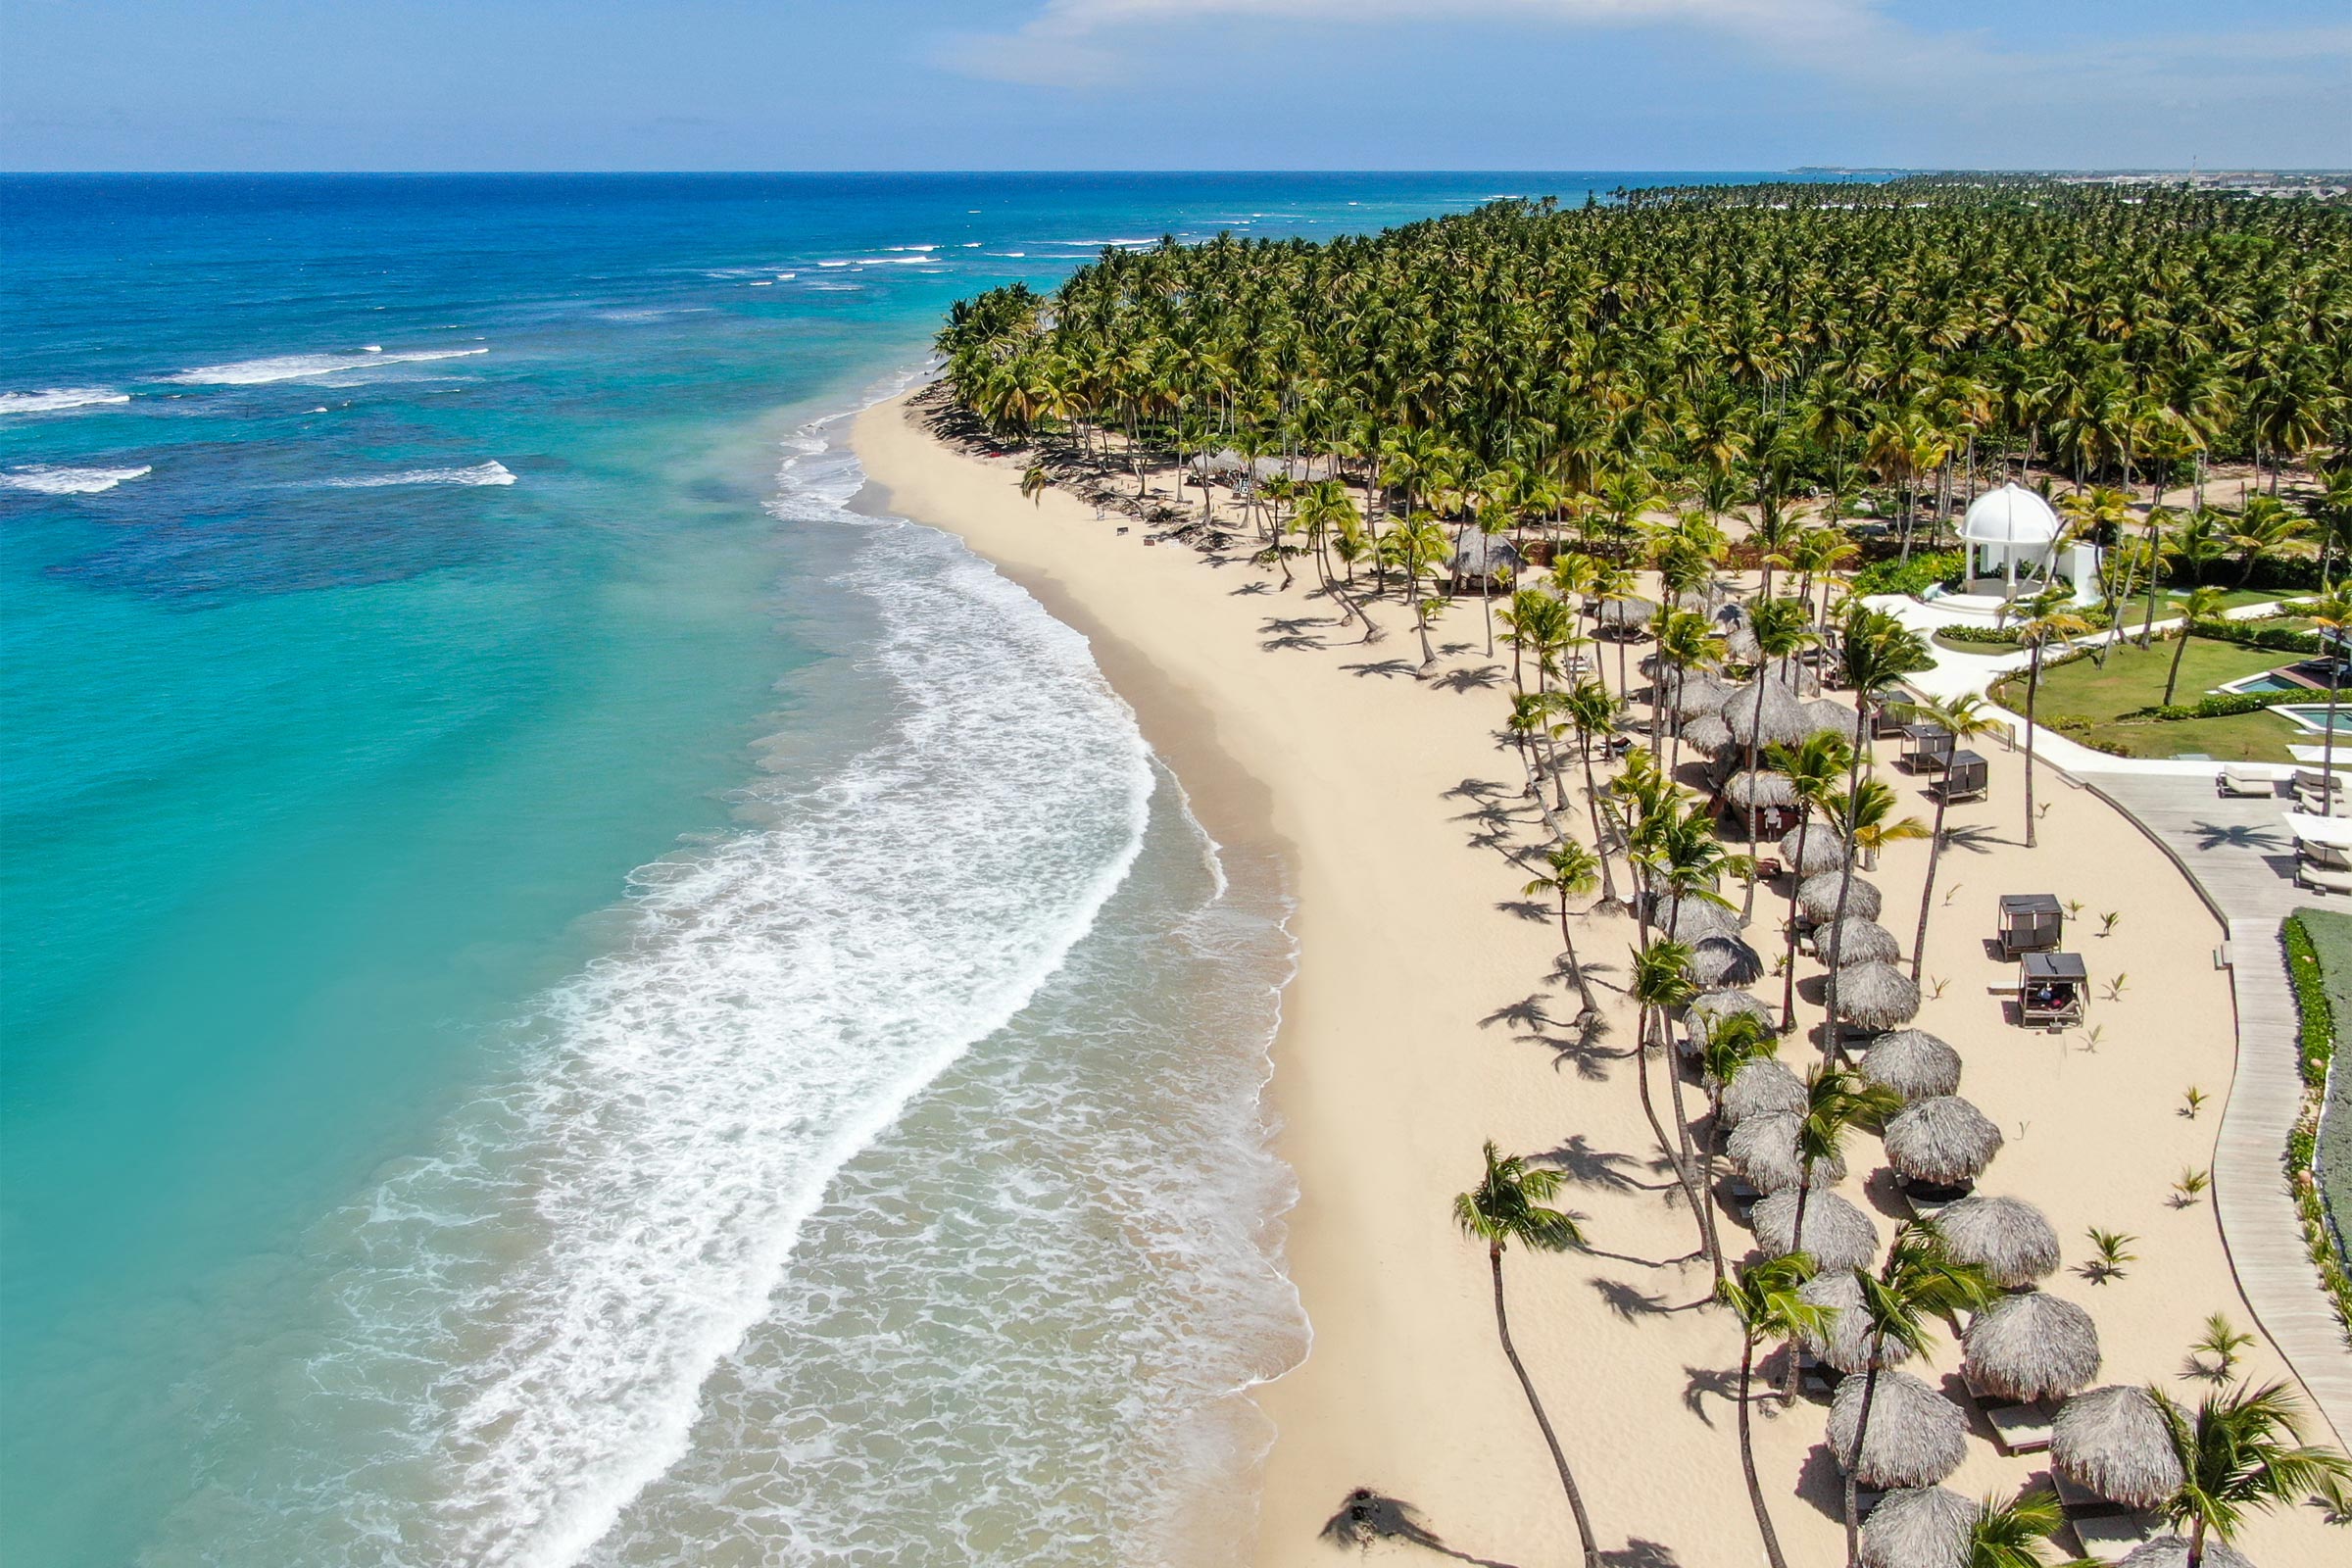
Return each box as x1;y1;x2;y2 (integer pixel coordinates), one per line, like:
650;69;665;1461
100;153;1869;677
1719;678;1814;750
1858;1486;1974;1568
1885;1094;2004;1185
1689;934;1767;990
1676;676;1736;721
1681;711;1737;757
1828;1370;1969;1489
2052;1385;2187;1510
1593;595;1658;630
1800;1269;1917;1375
1860;1030;1964;1103
1808;698;1867;743
1961;1290;2101;1402
1935;1194;2059;1287
1718;1055;1805;1127
2117;1540;2255;1568
1690;987;1772;1030
1723;624;1763;664
1649;892;1742;941
1821;917;1902;967
1836;960;1922;1030
1780;820;1847;875
1726;768;1797;811
1800;871;1881;921
1729;1111;1844;1195
1753;1187;1881;1271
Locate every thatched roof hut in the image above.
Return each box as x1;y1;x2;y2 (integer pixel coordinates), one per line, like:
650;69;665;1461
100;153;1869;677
1593;595;1659;631
1682;711;1736;757
1936;1195;2059;1288
1754;1188;1881;1272
2118;1540;2255;1568
1821;917;1902;967
1676;675;1737;721
1723;624;1763;664
1452;531;1524;585
1828;1370;1969;1490
1800;872;1881;922
1720;679;1814;750
1781;820;1847;876
1730;1111;1845;1195
1858;1486;1973;1568
1650;893;1741;941
1689;934;1766;990
1719;1056;1805;1127
1760;653;1823;698
1961;1290;2101;1402
1837;960;1923;1030
1808;699;1867;743
2053;1385;2186;1510
1800;1269;1917;1376
1690;987;1773;1031
1885;1095;2004;1185
1726;769;1797;811
1860;1030;1963;1104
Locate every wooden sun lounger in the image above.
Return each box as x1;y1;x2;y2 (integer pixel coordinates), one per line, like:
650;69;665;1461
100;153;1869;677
1962;1371;2054;1453
2054;1474;2154;1554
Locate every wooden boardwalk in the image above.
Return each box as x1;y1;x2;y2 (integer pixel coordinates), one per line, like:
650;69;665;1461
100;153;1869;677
2084;772;2352;1446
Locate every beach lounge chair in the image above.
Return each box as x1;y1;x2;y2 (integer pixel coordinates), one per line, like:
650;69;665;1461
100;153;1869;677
2293;768;2345;812
2217;763;2275;798
1962;1370;2055;1453
2054;1474;2154;1555
2299;858;2352;895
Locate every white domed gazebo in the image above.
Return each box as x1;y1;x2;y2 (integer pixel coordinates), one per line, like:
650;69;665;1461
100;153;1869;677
1960;482;2099;605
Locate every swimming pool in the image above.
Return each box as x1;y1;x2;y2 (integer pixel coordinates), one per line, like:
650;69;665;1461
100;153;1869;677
2277;704;2352;733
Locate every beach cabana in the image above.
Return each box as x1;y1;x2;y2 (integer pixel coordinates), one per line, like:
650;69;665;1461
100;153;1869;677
1858;1486;1974;1568
1718;1056;1805;1129
1818;917;1901;967
1901;723;1955;774
1724;769;1799;836
2052;1385;2186;1511
1962;1289;2100;1404
1935;1194;2059;1288
1450;531;1523;587
1801;872;1880;923
1781;821;1846;877
1753;1188;1881;1272
1828;1370;1969;1491
1799;1269;1915;1376
1934;750;1989;804
2019;952;2087;1028
1836;960;1922;1033
2117;1540;2255;1568
1728;1111;1842;1195
1885;1095;2004;1204
1859;1029;1963;1104
1689;934;1766;990
1996;894;2064;957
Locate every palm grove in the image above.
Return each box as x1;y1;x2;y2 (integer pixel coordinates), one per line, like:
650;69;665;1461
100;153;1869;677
936;180;2350;1567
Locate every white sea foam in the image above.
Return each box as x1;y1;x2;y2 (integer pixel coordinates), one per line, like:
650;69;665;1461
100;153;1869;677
167;347;489;385
883;244;937;252
0;464;152;495
0;387;130;416
318;461;516;489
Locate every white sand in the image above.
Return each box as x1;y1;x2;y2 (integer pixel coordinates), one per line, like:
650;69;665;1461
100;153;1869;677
852;393;2341;1567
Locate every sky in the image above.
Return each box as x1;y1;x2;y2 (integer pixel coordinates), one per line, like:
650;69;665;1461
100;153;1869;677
4;0;2347;172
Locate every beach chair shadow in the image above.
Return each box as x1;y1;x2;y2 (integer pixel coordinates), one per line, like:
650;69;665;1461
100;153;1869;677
1600;1541;1685;1568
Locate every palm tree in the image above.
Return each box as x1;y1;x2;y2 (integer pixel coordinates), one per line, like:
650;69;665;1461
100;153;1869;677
1453;1142;1601;1568
1630;936;1717;1274
1839;1225;1998;1565
1525;838;1603;1020
1718;1253;1825;1568
2308;588;2352;813
1561;680;1628;907
2010;595;2093;849
1765;732;1853;1031
2162;586;2230;708
1905;693;2003;980
1740;597;1820;864
1961;1489;2069;1568
2149;1380;2351;1566
1820;777;1930;1059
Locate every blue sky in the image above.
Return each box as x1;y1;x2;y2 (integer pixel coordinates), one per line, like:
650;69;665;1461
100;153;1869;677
6;0;2346;172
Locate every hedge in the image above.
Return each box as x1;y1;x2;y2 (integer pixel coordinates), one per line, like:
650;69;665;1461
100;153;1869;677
2279;915;2352;1344
2188;616;2327;655
1853;551;1965;598
2124;688;2310;721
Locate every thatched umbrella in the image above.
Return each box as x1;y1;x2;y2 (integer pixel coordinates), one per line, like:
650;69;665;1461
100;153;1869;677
1761;653;1823;697
1885;1095;2004;1185
1821;917;1902;967
1860;1030;1964;1103
1723;623;1763;664
1689;934;1766;990
1720;679;1814;750
1690;987;1772;1031
1593;595;1658;631
1808;699;1867;743
2053;1385;2187;1509
1676;675;1737;721
1718;1056;1805;1127
2118;1540;2255;1568
1961;1290;2101;1402
1800;872;1881;921
1681;711;1736;757
1936;1195;2059;1288
1650;893;1742;941
1858;1486;1973;1568
1726;769;1796;812
1800;1269;1917;1375
1730;1111;1846;1195
1828;1370;1969;1489
1781;820;1847;876
1837;960;1922;1030
1753;1188;1881;1271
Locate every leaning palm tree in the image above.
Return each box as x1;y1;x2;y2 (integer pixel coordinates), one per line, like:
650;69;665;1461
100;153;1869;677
1719;1252;1826;1568
1630;935;1716;1274
2307;587;2352;814
1561;679;1628;906
1765;732;1853;1031
1905;692;2004;980
1740;597;1821;852
1453;1142;1601;1568
1840;1225;1999;1566
1525;838;1603;1021
2149;1380;2351;1566
1821;777;1931;1060
2161;586;2230;709
1782;1065;1902;1400
2010;593;2093;849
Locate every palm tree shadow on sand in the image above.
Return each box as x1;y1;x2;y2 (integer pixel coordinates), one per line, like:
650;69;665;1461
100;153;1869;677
1319;1489;1521;1567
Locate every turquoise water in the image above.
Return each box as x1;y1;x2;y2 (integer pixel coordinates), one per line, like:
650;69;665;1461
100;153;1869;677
3;173;1775;1566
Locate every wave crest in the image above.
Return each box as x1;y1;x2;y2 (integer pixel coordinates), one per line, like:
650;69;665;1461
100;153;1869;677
0;387;130;416
318;461;516;489
1;464;153;495
167;347;489;385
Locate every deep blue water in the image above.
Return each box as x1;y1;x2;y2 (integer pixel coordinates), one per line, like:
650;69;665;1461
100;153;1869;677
1;172;1780;1566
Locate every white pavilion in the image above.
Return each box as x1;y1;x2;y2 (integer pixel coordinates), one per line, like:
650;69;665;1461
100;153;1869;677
1957;482;2101;606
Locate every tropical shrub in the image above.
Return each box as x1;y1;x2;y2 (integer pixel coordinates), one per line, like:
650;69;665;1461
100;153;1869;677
2279;915;2352;1344
1852;552;1965;598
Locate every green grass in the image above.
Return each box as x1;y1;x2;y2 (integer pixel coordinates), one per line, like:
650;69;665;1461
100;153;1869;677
2281;911;2352;1334
1992;635;2318;762
2066;710;2302;762
2157;586;2303;612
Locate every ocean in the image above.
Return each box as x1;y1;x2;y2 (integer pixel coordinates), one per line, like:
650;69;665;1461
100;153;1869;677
1;172;1767;1566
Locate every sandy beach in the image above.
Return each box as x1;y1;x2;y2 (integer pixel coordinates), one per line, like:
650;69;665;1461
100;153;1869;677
853;391;2341;1566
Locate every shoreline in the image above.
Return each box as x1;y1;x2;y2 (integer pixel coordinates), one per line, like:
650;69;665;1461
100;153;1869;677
848;390;2343;1566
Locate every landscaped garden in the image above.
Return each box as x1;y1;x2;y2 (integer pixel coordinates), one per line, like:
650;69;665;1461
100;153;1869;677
1990;632;2343;762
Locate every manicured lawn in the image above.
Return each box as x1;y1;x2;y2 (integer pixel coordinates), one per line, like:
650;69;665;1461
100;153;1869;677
2286;909;2352;1257
2066;710;2301;762
1991;634;2319;762
2157;586;2305;612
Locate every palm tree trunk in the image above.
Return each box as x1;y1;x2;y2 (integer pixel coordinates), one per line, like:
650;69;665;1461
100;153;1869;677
1779;1168;1815;1403
2163;619;2194;708
1843;1360;1884;1567
1911;786;1951;981
1781;813;1811;1034
2325;655;2342;818
1584;742;1625;912
2024;645;2042;849
1559;894;1597;1019
1738;1334;1793;1568
1489;1246;1601;1568
1821;748;1868;1060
